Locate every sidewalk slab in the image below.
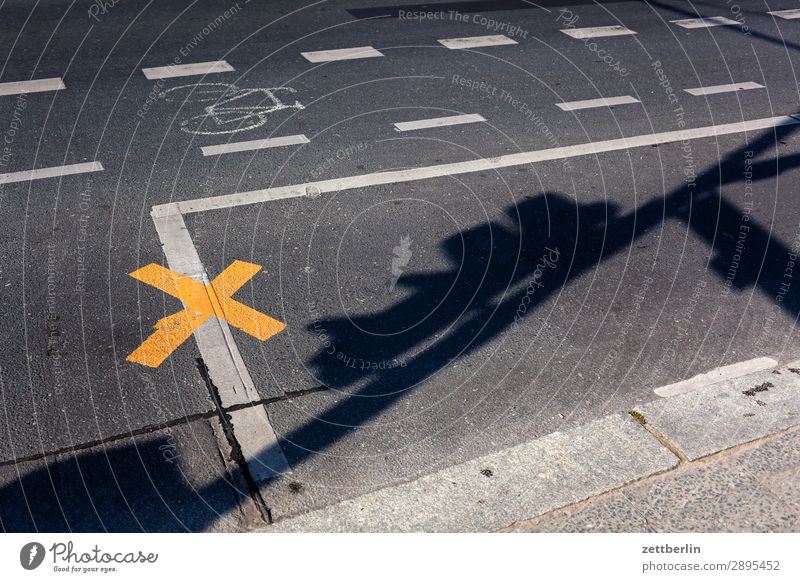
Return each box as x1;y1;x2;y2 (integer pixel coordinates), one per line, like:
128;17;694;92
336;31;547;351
267;413;678;532
636;362;800;460
504;427;800;532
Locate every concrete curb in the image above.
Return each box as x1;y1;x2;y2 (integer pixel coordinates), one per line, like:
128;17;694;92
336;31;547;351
261;359;800;532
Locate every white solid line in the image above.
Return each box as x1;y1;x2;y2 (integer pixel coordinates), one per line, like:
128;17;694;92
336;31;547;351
684;81;764;96
0;161;104;185
768;9;800;20
151;114;799;218
201;134;309;156
437;34;518;49
670;16;739;29
230;406;291;480
301;46;384;63
394;113;486;132
654;357;778;397
151;212;290;475
561;25;637;39
0;77;66;97
142;60;234;80
556;95;640;111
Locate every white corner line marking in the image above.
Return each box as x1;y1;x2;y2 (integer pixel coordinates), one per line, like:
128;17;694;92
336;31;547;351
670;16;739;29
654;357;779;397
0;161;104;185
151;114;799;218
394;112;486;132
768;9;800;20
142;60;234;80
301;46;384;63
437;34;518;49
148;114;800;479
201;134;309;156
684;81;765;96
561;25;637;39
556;95;640;111
150;211;291;476
0;77;66;97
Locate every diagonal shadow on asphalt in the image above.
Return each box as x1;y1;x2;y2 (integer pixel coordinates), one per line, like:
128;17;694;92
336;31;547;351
3;120;800;531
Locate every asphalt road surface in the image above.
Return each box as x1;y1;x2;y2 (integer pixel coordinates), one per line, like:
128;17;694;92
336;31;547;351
2;0;800;530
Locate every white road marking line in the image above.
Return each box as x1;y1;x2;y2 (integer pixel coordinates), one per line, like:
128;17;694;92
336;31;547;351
556;95;640;111
152;114;800;218
684;81;764;96
141;60;234;80
393;113;486;132
229;406;291;480
301;46;384;63
767;9;800;20
437;34;517;49
0;77;65;97
654;357;779;397
201;134;309;156
670;16;739;28
561;25;637;39
151;212;290;476
0;161;103;185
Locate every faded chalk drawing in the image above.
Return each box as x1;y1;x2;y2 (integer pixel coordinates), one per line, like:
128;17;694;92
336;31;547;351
160;83;304;135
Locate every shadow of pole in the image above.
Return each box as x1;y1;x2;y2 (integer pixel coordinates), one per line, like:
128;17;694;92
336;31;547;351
4;120;799;532
244;120;800;487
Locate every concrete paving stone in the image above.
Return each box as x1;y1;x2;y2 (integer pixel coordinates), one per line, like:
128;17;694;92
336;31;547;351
506;428;800;533
0;418;249;532
635;363;800;460
760;465;800;515
502;492;654;533
266;413;678;532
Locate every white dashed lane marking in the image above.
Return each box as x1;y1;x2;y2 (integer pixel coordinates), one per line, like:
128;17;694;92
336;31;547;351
201;134;309;156
301;46;384;63
768;9;800;20
556;95;640;111
670;16;739;28
561;25;637;39
393;113;486;131
437;34;517;49
142;60;234;80
684;81;764;96
0;77;65;97
0;161;104;185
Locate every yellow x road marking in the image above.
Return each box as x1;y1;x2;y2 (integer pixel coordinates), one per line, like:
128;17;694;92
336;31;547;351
127;260;285;368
